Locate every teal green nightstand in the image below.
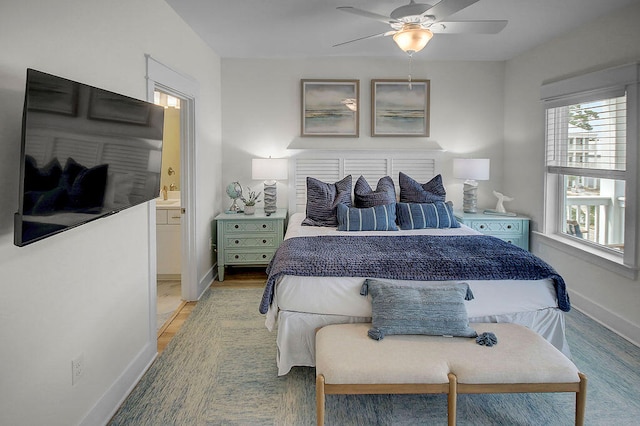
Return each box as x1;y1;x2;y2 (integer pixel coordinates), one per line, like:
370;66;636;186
455;211;530;251
215;208;286;281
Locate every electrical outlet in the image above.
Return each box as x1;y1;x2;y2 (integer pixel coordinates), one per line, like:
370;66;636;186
71;354;85;386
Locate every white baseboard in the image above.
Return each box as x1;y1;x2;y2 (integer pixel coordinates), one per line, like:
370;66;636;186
80;342;157;426
569;289;640;348
197;265;215;300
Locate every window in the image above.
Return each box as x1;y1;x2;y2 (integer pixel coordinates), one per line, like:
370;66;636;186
541;63;638;269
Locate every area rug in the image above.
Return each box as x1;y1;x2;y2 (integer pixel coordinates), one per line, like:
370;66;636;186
110;287;640;425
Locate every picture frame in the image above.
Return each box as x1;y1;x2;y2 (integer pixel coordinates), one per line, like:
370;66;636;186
27;73;78;116
371;79;430;137
88;88;151;125
301;79;359;137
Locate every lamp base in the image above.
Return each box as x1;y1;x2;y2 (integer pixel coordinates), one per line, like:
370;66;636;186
462;180;479;214
263;182;277;215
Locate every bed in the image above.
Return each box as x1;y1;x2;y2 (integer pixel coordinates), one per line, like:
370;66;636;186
260;154;571;376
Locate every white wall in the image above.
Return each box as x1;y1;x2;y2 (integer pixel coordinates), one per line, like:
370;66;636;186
221;58;506;212
0;1;221;425
503;3;640;344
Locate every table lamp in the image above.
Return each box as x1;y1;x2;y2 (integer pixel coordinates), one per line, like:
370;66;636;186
453;158;490;213
252;158;288;215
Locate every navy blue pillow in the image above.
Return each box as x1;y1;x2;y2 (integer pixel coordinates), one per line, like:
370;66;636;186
354;175;396;208
396;201;460;229
399;172;446;203
337;203;398;231
302;175;352;227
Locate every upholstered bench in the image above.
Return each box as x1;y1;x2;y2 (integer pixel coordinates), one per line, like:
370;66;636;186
315;322;586;426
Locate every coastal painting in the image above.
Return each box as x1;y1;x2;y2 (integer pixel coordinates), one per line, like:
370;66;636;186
301;80;359;137
371;79;430;137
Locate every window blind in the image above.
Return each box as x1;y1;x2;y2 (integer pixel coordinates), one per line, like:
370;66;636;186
545;94;627;179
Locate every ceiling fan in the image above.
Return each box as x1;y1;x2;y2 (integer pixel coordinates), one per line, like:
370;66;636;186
335;0;507;55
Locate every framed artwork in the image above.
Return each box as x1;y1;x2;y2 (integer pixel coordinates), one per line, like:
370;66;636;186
88;88;151;125
371;79;430;137
301;79;359;137
27;73;78;116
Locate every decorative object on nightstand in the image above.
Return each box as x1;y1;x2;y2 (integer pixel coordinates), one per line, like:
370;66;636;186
252;158;288;216
453;158;490;213
484;191;516;216
241;187;261;215
215;208;287;281
455;211;530;251
225;181;243;214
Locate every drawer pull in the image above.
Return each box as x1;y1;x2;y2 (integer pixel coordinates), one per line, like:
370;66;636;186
234;255;239;259
507;225;512;229
262;254;267;259
262;239;267;244
234;240;239;244
234;224;239;229
262;224;267;228
479;225;485;229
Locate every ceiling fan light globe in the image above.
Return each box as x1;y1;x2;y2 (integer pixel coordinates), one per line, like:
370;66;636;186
392;26;433;54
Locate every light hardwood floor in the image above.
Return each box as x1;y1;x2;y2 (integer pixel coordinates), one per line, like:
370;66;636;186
157;267;267;353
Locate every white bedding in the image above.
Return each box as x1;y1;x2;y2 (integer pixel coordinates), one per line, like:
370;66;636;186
267;212;569;375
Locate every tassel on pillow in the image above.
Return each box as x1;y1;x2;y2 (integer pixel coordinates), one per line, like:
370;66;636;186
476;332;498;347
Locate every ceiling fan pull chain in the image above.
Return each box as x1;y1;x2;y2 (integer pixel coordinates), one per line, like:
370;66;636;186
408;55;413;90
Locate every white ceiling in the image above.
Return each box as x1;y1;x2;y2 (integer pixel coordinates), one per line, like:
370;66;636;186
164;0;638;61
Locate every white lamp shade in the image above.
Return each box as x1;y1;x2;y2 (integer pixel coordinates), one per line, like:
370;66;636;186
252;158;288;181
453;158;490;181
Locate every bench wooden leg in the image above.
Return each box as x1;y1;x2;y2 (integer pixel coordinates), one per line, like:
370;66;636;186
448;373;457;426
576;372;587;426
316;374;325;426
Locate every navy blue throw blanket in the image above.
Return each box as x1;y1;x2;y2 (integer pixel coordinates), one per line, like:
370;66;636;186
259;235;570;314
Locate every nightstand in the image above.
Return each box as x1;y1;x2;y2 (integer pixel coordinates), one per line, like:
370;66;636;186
215;208;286;281
455;211;530;251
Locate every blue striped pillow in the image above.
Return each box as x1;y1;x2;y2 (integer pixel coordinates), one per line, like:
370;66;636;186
337;203;398;231
396;201;460;229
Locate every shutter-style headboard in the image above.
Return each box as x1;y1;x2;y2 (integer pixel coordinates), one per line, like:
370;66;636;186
289;151;438;214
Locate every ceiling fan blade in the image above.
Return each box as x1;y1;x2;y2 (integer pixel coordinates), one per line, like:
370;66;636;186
333;31;396;48
423;0;479;22
337;6;400;25
430;20;508;34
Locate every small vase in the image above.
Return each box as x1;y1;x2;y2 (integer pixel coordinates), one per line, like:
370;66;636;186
244;205;255;215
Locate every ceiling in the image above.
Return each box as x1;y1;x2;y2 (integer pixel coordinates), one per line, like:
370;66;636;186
164;0;638;61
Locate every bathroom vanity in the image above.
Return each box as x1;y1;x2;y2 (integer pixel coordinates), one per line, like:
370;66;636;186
156;193;181;277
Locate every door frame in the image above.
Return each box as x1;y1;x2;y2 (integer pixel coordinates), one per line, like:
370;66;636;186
145;55;199;343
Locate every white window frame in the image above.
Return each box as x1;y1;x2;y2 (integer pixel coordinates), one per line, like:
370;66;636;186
540;63;639;277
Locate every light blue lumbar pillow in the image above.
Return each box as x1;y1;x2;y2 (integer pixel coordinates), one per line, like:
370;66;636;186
396;201;460;230
337;203;398;231
361;279;477;340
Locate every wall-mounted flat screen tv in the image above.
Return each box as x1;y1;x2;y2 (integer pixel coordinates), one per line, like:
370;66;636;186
14;69;165;246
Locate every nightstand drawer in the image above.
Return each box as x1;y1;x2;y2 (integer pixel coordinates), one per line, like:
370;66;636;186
223;221;277;233
467;220;523;234
223;235;278;249
224;250;275;264
493;235;526;247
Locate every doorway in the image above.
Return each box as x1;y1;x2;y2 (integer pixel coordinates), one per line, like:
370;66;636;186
146;55;199;345
154;90;183;331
